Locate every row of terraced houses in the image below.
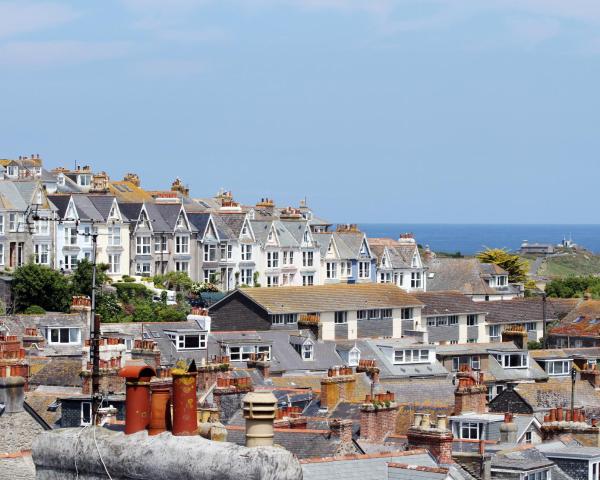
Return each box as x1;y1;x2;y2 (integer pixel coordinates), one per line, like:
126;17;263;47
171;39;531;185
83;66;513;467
0;155;430;292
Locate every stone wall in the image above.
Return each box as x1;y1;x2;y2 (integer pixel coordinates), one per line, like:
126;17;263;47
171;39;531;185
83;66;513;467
549;458;589;480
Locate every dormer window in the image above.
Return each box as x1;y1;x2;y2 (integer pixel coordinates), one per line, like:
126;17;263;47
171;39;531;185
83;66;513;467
348;347;360;366
545;359;571;376
412;254;418;268
78;174;91;187
176;215;186;229
292;338;314;361
6;165;18;177
57;174;65;186
394;348;430;364
241;223;249;236
496;275;508;287
493;352;528;368
166;331;207;350
303;230;310;243
267;229;274;242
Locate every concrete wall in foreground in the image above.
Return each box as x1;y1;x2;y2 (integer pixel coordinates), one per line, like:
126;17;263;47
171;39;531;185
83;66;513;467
32;428;302;480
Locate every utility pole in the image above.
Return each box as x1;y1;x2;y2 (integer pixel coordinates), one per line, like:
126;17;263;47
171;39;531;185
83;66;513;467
571;366;576;421
542;292;547;349
87;228;102;424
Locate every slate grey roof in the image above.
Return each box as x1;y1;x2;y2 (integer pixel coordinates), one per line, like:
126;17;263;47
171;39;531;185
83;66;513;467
29;357;83;388
87;195;119;221
212;329;343;374
71;195;103;221
381;377;456;405
117;202;142;224
491;447;554;471
279;220;309;244
414;291;488;317
425;258;512;296
370;239;419;270
155;204;188;231
335;338;449;380
225;427;352;459
142;203;171;232
47;195;70;218
436;341;521;357
187;212;212;239
541;446;600;460
0;181;29;210
484;297;562;324
214;213;247;238
513;378;600;410
12;181;38;206
486;353;548;382
301;451;438;480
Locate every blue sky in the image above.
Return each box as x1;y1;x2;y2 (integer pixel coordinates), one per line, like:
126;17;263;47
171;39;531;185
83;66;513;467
1;0;600;224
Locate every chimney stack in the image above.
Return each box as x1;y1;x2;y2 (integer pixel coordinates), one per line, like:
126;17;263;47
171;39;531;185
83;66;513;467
118;365;157;434
359;392;398;442
330;418;353;444
499;412;518;444
501;325;528;350
407;413;454;465
171;361;198;436
320;367;356;410
454;365;487;415
0;376;25;414
243;390;277;447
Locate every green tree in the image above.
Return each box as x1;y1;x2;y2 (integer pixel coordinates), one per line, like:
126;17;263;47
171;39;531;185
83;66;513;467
163;271;193;292
13;263;71;312
96;293;123;322
545;276;600;298
476;248;529;283
70;259;109;298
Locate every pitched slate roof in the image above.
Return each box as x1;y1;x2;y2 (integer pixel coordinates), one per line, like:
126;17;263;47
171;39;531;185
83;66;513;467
550;299;600;338
87;195;120;221
514;378;600;410
414;291;488;316
370;238;419;269
425;258;507;296
47;194;71;218
484;297;563;324
487;353;548;382
187;212;212;238
29;358;83;388
214;213;247;238
225;425;356;459
491;447;554;471
142;202;171;232
300;450;438;480
117;202;143;223
221;284;423;315
0;181;29;210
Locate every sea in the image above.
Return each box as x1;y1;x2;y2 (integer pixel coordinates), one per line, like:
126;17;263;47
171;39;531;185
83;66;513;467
358;224;600;256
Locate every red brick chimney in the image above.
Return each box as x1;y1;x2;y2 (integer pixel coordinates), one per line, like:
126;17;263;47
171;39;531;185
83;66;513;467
359;392;398;442
454;366;487;415
247;352;270;379
320;367;356;410
407;413;454;465
581;364;600;390
330;418;354;444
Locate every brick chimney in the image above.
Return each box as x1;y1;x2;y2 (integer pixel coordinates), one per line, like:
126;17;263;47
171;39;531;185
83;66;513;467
359;392;398;442
499;412;518;444
541;407;600;445
407;413;454;465
581;364;600;390
501;325;528;350
320;367;356;410
454;366;487;415
330;418;354;444
247;352;270;379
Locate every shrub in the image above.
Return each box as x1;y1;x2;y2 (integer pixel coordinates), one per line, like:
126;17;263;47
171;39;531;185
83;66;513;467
114;282;152;303
24;305;46;314
121;275;135;283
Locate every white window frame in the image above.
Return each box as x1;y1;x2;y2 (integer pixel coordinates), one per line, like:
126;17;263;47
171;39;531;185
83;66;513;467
547;360;571;376
240;268;253;286
136;262;151;275
175;235;189;254
411;271;422;288
241;244;252;261
302;274;314;286
0;244;4;265
34;219;49;236
135;235;152;255
266;275;279;287
47;327;81;345
203;243;217;262
459;422;480;440
34;244;50;265
267;251;279;268
167;332;207;351
393;348;430;364
228;344;271;362
176;261;189;274
358;261;370;279
108;225;121;246
401;308;413;320
108;254;121;274
326;262;337;279
302;251;314;267
467;314;478;326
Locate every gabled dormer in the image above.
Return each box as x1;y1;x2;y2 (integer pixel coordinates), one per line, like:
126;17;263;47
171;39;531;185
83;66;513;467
358;235;372;258
325;236;339;260
381;248;392;269
201;215;220;243
301;224;314;247
290;335;314;361
411;249;422;269
266;223;279;247
174;206;190;232
136;204;153;232
65;196;79;222
239;217;255;242
107;199;123;223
